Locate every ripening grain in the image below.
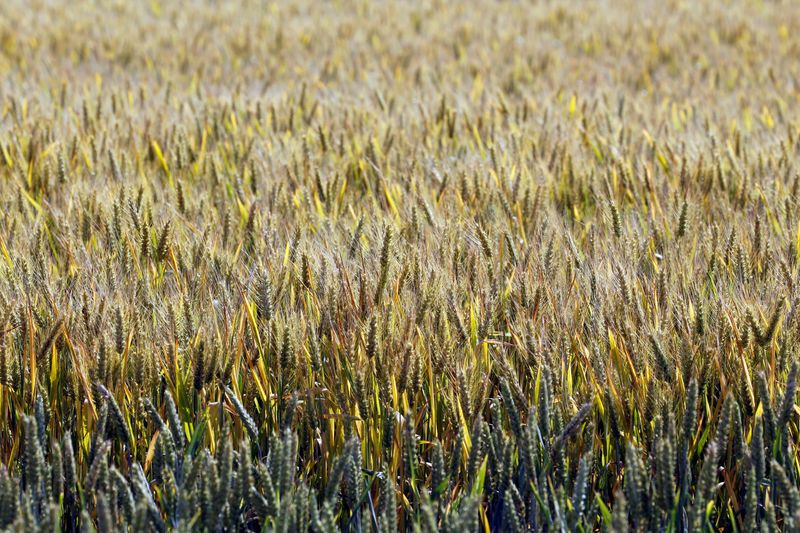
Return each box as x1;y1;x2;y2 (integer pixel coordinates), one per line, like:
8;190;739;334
0;0;799;531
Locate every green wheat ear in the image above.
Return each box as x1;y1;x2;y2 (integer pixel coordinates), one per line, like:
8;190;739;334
375;225;393;305
224;386;259;444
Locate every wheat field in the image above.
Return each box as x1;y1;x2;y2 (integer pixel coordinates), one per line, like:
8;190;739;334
1;0;800;531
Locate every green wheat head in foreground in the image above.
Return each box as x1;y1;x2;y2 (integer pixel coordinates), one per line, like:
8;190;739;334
0;0;800;531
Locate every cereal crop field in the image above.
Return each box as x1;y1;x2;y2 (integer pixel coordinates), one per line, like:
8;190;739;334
0;0;799;531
